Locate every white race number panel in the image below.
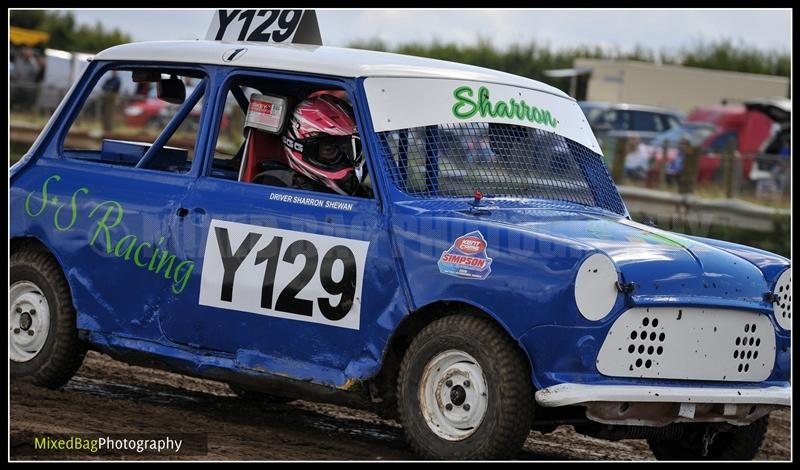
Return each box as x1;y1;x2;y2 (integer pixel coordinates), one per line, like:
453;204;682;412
206;9;308;44
199;219;369;330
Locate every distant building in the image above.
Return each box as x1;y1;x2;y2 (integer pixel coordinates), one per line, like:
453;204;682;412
573;59;789;114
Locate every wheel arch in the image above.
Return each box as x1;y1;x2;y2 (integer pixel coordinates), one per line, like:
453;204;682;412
12;236;56;256
370;299;536;418
10;236;75;302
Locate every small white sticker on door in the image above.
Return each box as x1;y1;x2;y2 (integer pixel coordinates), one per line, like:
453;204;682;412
199;219;369;330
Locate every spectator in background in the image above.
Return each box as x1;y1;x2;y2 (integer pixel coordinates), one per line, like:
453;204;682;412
134;81;151;98
623;134;650;180
476;135;496;163
34;53;47;83
33;53;48;114
101;70;121;133
774;136;790;194
778;137;790;159
11;47;39;83
11;47;41;111
465;135;496;163
183;77;197;96
665;138;690;186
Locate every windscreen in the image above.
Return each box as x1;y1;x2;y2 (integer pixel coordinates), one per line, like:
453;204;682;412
376;122;627;215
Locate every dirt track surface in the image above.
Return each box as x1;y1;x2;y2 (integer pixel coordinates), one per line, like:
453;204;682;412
10;351;791;461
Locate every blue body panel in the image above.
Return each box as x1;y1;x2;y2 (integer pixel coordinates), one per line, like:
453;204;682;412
158;177;407;386
11;161;191;339
10;60;790;397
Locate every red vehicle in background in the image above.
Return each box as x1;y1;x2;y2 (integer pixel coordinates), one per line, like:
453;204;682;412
123;82;164;127
685;99;789;183
124;81;230;131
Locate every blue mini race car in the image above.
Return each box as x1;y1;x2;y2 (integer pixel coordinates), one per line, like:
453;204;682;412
10;38;791;460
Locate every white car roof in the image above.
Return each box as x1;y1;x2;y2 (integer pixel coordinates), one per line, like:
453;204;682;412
94;40;571;100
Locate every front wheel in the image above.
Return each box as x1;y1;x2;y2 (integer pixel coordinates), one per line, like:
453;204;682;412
397;313;534;460
648;415;769;460
10;250;86;388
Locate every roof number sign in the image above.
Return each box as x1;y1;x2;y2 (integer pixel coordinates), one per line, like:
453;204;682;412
206;9;322;45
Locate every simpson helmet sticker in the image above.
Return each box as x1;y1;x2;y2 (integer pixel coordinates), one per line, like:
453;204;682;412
438;230;493;280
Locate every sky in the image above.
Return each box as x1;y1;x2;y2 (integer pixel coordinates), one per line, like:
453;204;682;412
60;9;791;54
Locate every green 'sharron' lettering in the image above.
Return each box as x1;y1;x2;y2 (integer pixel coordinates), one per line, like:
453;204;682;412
24;175;194;295
452;85;558;128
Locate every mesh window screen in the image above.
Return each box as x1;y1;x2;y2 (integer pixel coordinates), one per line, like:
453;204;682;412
377;122;626;215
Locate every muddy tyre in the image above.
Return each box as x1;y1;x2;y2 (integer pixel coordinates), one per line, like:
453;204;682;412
10;250;85;388
648;415;769;460
397;313;533;460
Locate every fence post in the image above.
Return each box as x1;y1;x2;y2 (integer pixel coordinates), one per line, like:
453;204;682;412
678;145;699;195
729;144;742;198
611;136;627;184
722;143;734;198
658;139;669;188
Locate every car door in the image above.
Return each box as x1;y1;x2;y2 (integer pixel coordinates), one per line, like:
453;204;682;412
158;73;404;386
12;63;211;341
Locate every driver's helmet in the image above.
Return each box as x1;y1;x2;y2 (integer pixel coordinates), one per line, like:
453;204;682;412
282;93;364;196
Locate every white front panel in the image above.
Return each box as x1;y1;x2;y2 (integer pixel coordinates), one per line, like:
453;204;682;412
199;219;369;330
597;307;776;382
363;77;601;154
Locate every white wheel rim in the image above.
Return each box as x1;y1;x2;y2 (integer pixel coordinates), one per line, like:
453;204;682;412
9;281;51;362
418;349;489;441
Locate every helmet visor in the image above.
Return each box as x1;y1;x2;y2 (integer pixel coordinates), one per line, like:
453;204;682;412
302;135;363;170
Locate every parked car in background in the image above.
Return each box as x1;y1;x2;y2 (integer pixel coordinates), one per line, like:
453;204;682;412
686;99;790;184
643;122;721;183
577;101;610;124
748;102;791;197
124;80;229;132
743;98;791;131
649;122;718;148
759;122;791;158
123;82;164;128
587;103;683;144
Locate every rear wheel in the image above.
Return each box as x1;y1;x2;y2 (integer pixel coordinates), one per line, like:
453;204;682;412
397;313;533;460
648;415;769;460
10;250;85;388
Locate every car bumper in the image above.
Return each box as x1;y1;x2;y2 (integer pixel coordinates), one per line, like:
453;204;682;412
535;383;791;407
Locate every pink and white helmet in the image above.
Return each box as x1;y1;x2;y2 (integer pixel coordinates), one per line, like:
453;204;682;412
282;93;364;196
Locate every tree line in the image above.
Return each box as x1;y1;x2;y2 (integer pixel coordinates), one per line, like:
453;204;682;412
11;10;131;54
349;37;790;87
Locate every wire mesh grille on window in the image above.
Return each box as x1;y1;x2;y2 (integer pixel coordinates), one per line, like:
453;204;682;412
376;123;626;215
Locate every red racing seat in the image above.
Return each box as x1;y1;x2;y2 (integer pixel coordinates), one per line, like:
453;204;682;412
239;128;284;183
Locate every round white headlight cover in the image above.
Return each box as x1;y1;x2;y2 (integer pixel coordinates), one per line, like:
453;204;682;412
574;253;620;321
773;268;791;331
